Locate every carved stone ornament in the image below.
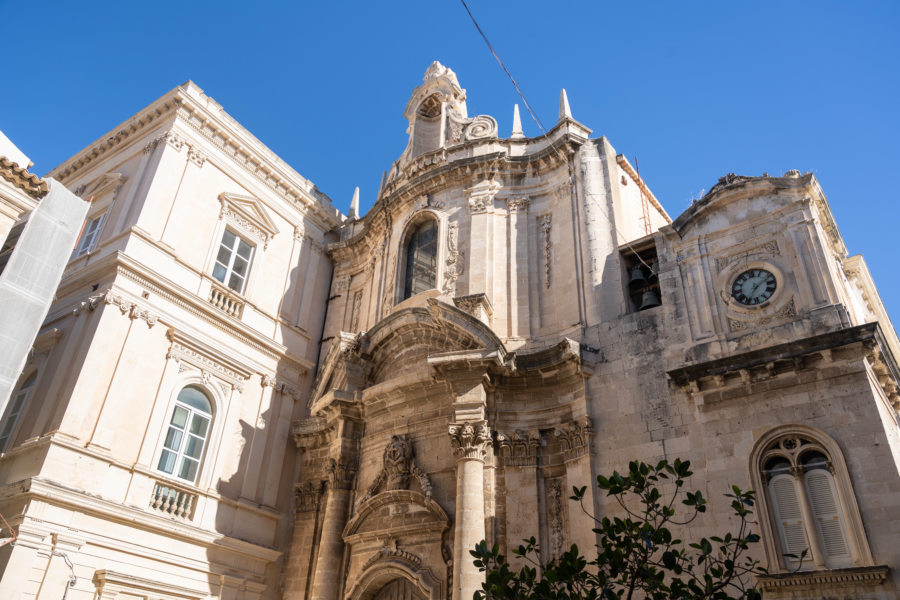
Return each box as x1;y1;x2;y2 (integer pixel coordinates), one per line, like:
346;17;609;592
496;429;541;467
326;458;357;490
362;539;423;572
547;478;566;559
466;180;501;215
143;131;206;167
350;290;364;332
715;240;780;274
218;192;280;250
506;197;529;214
540;214;552;288
295;480;325;513
554;415;593;461
448;422;491;460
165;328;248;392
442;221;463;296
84;290;159;328
362;435;433;502
464;115;498;140
727;297;797;332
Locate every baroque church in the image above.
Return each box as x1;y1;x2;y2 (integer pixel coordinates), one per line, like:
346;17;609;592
0;62;899;600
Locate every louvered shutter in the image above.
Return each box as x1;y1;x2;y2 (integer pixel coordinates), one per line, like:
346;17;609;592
804;469;851;565
769;474;810;564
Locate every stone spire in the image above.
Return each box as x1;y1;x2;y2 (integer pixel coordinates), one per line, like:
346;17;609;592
511;104;524;139
559;89;572;121
349;187;359;219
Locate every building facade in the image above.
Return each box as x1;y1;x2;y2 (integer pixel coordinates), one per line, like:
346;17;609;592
1;63;899;600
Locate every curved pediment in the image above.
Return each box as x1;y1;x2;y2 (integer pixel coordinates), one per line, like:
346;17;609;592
363;298;506;385
343;490;450;544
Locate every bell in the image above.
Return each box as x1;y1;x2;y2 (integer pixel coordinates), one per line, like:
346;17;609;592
628;265;647;290
639;289;661;310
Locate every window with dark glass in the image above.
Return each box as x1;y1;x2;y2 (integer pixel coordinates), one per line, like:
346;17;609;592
212;229;253;293
403;220;437;299
157;386;212;484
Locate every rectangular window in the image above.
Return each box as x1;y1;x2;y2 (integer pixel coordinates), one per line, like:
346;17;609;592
72;213;106;258
212;229;253;294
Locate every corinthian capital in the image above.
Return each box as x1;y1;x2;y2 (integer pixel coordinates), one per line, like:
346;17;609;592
448;422;491;460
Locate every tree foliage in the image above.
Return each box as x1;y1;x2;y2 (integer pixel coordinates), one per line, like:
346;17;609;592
472;459;765;599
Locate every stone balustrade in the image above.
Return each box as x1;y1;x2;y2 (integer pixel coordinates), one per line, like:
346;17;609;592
150;480;197;520
208;283;244;318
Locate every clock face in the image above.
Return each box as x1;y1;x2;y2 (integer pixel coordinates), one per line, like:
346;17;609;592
731;269;777;306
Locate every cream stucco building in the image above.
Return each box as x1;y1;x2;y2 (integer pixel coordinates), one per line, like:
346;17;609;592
1;63;899;600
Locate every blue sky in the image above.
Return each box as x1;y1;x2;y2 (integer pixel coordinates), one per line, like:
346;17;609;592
3;1;899;321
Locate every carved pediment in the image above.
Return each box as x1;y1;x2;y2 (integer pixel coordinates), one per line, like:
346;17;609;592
343;490;449;544
76;172;126;200
218;192;280;249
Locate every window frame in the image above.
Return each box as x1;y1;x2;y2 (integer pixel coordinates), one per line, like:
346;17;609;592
750;425;873;573
396;211;442;305
211;228;255;295
0;370;37;453
154;384;215;486
72;211;107;259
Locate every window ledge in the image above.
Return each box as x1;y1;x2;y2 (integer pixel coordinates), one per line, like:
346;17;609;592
758;565;890;592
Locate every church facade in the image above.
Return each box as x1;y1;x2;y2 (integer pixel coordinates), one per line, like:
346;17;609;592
1;63;898;600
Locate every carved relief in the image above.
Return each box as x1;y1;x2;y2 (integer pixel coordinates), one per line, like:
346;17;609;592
350;290;364;332
165;329;248;392
547;478;567;559
326;458;357;490
727;297;797;332
506;197;529;214
496;429;540;467
540;214;552;288
448;422;491;460
464;115;498;140
86;290;159;328
362;539;423;572
466;180;501;215
715;240;780;273
363;435;433;501
554;416;593;462
295;480;325;513
442;221;463;296
218;192;280;250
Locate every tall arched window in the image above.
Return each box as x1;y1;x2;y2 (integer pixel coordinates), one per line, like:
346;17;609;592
157;386;212;484
403;220;437;300
753;428;870;572
0;371;36;452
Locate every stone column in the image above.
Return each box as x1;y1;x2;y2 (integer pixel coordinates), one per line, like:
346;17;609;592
309;459;356;600
449;422;491;600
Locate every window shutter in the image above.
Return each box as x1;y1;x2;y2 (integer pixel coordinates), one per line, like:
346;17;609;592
769;474;809;560
804;469;850;562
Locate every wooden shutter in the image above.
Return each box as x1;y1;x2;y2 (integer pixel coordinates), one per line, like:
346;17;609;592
804;469;851;563
769;474;809;562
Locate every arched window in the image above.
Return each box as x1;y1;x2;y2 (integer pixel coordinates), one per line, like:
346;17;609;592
754;429;868;571
157;386;212;484
403;220;437;300
0;371;36;452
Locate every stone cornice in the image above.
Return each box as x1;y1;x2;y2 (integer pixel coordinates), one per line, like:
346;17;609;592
46;82;342;232
166;328;252;392
4;475;281;563
756;565;889;591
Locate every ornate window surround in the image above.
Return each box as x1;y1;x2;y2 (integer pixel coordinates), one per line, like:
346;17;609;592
394;209;443;305
749;424;874;575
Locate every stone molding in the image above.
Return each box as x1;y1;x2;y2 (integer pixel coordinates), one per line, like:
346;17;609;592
93;569;213;600
448;422;491;460
218;192;280;250
465;180;501;214
260;373;302;401
165;328;250;392
506;196;529;213
80;289;159;328
715;240;780;274
756;565;889;593
143;131;207;167
362;540;423;572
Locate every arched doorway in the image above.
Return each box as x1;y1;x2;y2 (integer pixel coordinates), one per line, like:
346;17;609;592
372;577;426;600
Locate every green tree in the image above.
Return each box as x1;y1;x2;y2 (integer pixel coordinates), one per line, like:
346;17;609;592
472;459;765;599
